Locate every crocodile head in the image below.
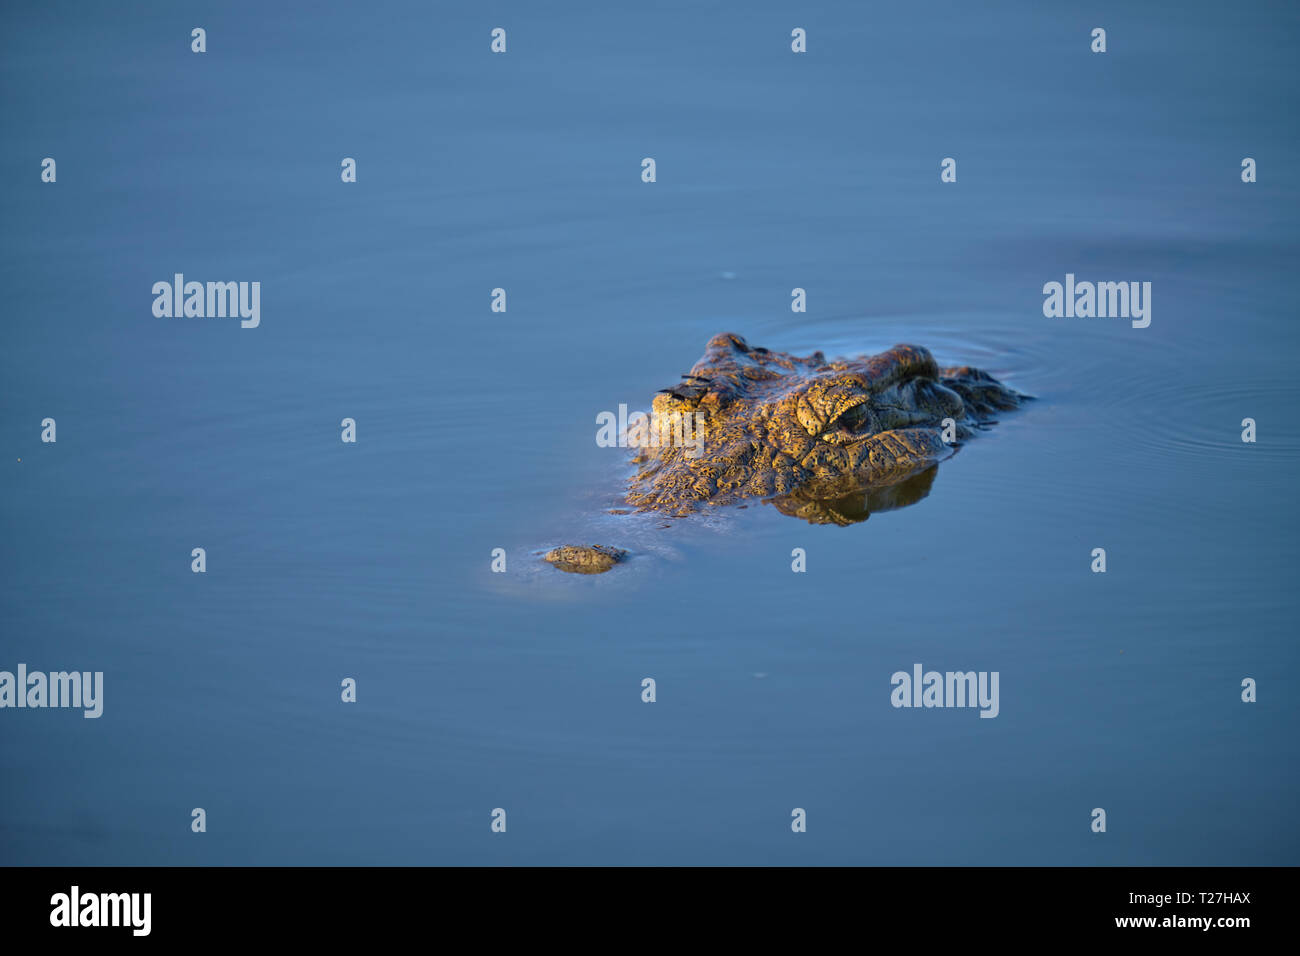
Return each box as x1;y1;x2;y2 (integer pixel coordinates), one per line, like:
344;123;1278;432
625;332;1024;523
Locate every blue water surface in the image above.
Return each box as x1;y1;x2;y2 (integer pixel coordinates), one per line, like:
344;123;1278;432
1;0;1297;864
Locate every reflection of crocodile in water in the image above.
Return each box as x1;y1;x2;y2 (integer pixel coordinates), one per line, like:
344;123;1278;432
544;332;1027;573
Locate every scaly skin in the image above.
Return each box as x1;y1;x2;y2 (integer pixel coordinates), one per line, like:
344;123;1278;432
627;332;1023;516
544;333;1025;571
543;545;628;574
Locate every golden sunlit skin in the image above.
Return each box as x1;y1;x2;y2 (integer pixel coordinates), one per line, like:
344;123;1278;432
543;545;629;574
546;332;1025;571
627;333;1024;516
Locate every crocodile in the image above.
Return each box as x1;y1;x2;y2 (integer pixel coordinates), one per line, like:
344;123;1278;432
544;332;1025;573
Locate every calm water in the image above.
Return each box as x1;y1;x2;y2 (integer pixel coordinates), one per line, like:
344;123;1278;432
2;0;1297;865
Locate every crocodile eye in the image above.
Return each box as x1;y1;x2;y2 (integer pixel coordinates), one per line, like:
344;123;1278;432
816;391;875;443
834;402;869;431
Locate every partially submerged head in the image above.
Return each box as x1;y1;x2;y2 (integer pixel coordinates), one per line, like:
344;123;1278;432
544;334;1025;572
626;332;1023;516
